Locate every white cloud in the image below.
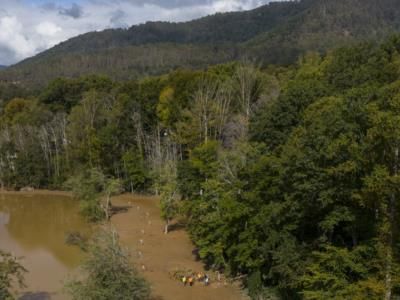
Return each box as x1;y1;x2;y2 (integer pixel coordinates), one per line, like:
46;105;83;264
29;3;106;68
0;0;278;65
0;16;36;60
36;21;62;36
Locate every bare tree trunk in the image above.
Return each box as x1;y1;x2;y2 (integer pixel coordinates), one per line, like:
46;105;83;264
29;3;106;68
234;62;263;140
385;232;393;300
385;146;399;300
105;193;112;221
164;219;170;234
132;109;144;155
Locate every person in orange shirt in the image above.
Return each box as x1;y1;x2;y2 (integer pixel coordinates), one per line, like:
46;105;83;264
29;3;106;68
188;276;194;286
197;273;203;281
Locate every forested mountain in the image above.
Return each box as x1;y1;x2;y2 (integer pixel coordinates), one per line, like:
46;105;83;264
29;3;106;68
4;0;400;298
2;0;400;85
0;66;6;70
3;35;400;298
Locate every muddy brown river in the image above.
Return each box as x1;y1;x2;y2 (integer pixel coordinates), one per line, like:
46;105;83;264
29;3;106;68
0;192;247;300
0;192;88;299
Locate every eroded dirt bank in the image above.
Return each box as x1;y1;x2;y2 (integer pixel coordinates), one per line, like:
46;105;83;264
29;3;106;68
111;194;248;300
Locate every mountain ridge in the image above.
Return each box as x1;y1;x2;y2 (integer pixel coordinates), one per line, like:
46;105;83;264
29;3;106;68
2;0;400;85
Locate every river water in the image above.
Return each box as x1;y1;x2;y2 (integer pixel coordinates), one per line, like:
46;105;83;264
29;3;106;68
0;192;88;299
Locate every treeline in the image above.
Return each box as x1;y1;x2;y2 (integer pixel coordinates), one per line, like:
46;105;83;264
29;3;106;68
2;43;238;86
2;36;400;299
4;0;400;86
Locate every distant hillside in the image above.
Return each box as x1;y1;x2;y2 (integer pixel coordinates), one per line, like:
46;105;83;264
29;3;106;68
0;65;6;70
2;0;400;85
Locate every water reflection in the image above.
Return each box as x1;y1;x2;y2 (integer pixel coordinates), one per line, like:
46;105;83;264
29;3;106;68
0;193;88;296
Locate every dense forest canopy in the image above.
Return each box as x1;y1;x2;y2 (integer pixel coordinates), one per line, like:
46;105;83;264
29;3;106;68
2;35;400;298
3;0;400;85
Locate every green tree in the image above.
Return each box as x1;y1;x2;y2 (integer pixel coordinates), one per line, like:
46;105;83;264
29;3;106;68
360;93;400;299
66;229;150;300
159;160;180;234
67;90;108;168
122;150;150;193
0;250;27;300
300;245;384;300
65;168;122;222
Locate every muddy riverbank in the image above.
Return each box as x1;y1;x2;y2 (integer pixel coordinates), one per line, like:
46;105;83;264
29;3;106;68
111;194;248;300
0;191;248;300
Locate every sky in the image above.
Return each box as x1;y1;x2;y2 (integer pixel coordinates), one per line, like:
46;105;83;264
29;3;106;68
0;0;278;65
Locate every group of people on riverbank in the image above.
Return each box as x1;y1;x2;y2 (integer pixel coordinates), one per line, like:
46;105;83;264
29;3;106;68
181;273;210;287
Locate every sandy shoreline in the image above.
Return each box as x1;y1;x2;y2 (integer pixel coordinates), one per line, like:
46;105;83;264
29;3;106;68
0;189;72;197
111;194;247;300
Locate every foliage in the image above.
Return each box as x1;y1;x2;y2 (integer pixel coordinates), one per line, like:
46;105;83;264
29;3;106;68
4;36;400;299
66;229;150;300
122;150;151;192
0;250;26;300
4;0;400;85
65;169;122;222
159;160;180;233
300;245;384;300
